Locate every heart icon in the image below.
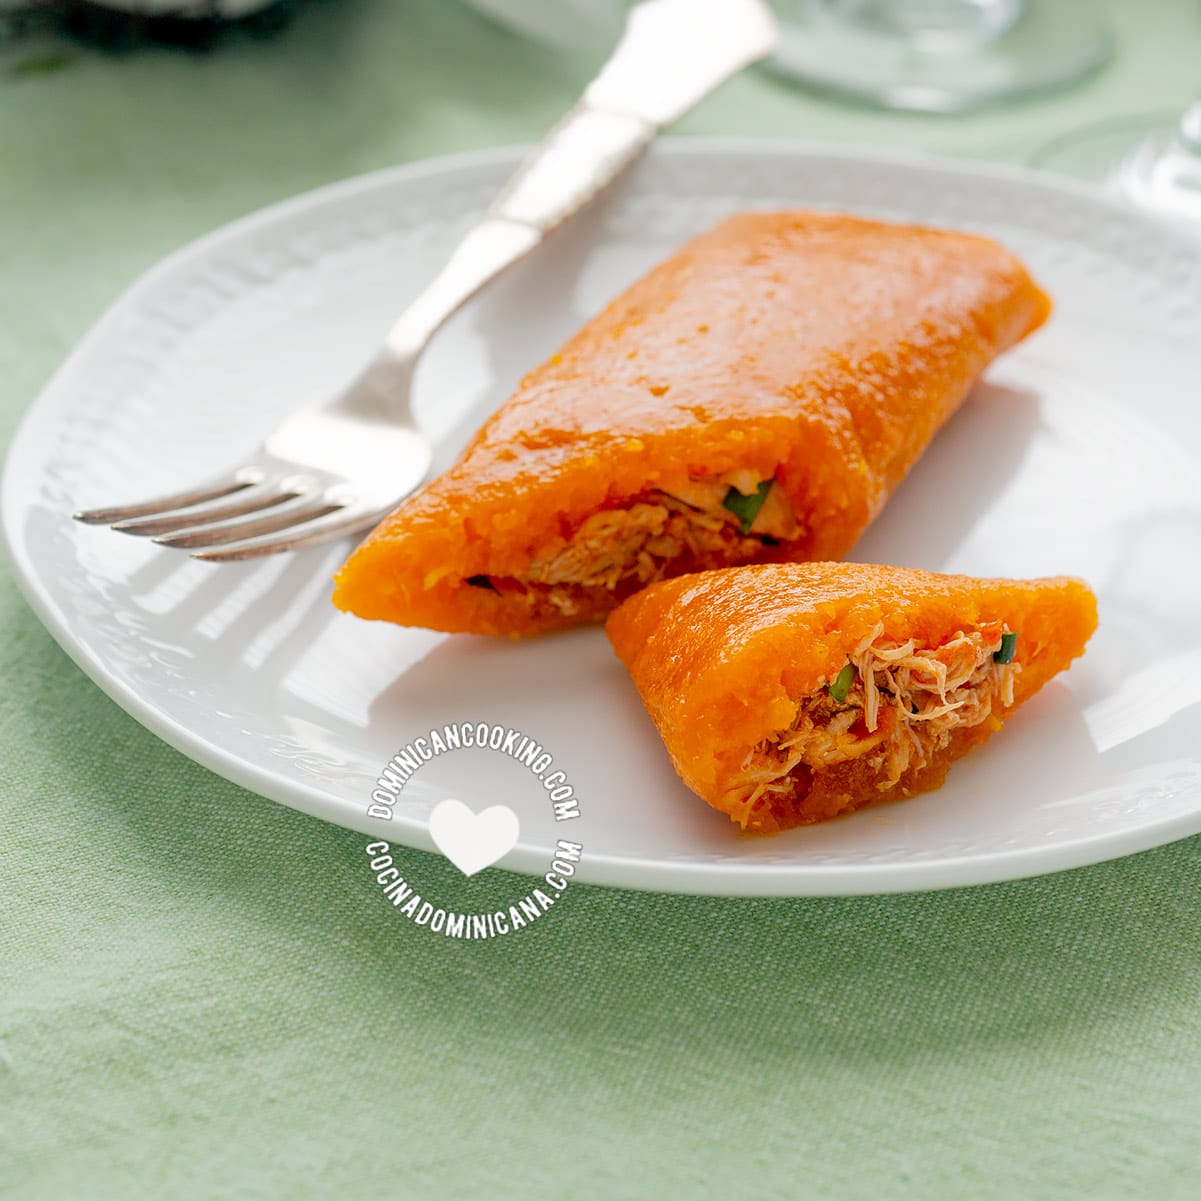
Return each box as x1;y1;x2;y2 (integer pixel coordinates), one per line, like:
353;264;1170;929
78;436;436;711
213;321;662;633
428;798;520;878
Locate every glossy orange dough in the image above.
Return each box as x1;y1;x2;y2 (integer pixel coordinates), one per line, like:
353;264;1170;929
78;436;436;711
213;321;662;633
334;212;1052;637
605;563;1097;833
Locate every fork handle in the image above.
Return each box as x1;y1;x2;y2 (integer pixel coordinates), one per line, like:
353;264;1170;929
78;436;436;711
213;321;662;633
378;0;777;368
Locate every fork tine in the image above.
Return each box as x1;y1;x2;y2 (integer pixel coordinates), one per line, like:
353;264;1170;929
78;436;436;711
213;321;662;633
73;472;264;525
152;496;343;549
191;508;383;562
111;486;299;537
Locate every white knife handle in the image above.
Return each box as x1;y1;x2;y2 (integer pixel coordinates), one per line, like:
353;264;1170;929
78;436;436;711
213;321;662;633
383;0;777;362
491;0;778;230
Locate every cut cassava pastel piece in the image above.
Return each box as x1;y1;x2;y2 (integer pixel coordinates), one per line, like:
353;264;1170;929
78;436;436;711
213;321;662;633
333;212;1052;637
604;562;1097;833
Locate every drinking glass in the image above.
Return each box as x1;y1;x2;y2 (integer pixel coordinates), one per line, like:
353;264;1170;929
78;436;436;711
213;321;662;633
1031;100;1201;225
766;0;1112;113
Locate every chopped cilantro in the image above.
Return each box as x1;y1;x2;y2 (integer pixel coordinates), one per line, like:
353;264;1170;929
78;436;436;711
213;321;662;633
722;480;773;535
828;662;856;703
994;631;1018;664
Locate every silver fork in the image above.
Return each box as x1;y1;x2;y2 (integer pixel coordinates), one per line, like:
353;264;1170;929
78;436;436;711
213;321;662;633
74;0;777;562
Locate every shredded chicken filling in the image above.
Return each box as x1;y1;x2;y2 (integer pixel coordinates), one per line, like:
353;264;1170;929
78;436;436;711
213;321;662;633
515;473;799;597
736;624;1020;810
462;473;801;614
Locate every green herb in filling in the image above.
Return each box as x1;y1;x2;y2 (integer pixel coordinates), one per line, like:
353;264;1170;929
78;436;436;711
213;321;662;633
722;480;773;535
993;631;1018;664
828;662;856;703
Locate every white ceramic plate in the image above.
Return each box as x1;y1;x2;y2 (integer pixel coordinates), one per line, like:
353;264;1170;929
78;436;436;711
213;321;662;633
6;141;1201;896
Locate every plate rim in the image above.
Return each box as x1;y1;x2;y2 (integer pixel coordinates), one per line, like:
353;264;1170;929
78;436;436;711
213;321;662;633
6;136;1201;897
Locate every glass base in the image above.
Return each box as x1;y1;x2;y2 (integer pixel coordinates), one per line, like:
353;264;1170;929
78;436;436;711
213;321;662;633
765;0;1112;114
1032;114;1201;226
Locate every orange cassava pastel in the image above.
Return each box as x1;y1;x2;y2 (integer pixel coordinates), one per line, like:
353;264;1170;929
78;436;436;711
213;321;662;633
605;562;1097;832
334;213;1051;637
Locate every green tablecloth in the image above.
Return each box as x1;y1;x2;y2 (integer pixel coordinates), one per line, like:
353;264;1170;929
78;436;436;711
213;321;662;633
3;2;1200;1196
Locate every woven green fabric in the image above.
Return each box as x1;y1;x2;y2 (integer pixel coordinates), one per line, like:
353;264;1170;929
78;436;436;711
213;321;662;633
3;1;1201;1196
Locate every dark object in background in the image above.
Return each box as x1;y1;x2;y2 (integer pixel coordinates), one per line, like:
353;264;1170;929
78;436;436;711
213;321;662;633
2;0;298;53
